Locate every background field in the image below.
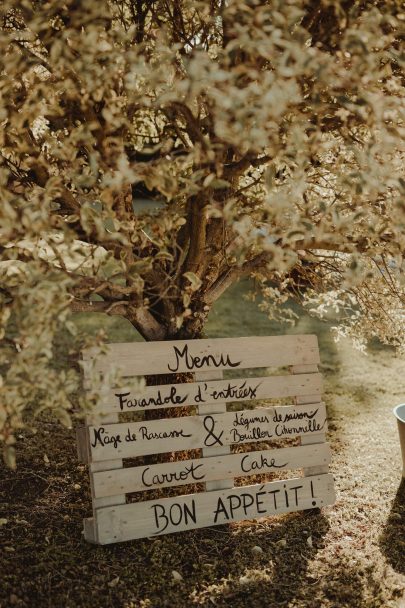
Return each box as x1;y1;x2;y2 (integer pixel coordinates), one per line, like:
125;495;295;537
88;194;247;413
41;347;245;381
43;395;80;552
1;281;404;608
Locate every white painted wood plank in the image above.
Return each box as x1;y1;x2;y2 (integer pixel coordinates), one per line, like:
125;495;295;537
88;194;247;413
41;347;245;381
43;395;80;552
76;427;89;462
94;474;336;544
85;409;126;511
83;517;98;544
84;335;320;376
81;355;127;540
93;373;323;415
90;460;126;508
86;402;327;462
291;364;329;476
92;443;332;498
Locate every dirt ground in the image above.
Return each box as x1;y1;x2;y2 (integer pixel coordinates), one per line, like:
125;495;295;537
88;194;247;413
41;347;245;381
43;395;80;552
1;282;404;608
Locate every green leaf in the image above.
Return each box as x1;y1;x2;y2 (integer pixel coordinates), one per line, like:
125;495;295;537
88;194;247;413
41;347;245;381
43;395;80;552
210;179;231;190
183;272;202;291
155;251;174;262
4;446;16;470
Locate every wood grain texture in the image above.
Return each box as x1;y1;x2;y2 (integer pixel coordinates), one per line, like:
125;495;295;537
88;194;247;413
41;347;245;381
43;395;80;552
291;364;329;477
83;517;98;544
82;398;126;542
86;402;327;462
92;443;332;497
86;412;126;514
195;370;233;492
84;335;320;377
93;372;322;415
76;427;89;462
93;474;336;544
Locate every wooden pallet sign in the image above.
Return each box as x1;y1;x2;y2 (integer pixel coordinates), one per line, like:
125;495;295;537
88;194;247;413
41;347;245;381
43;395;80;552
77;335;336;544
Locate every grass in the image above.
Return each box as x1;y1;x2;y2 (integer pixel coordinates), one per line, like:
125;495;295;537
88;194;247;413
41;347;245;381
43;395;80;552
1;280;404;608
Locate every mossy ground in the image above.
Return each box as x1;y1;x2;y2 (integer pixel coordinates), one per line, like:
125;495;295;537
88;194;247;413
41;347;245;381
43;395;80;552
1;282;404;608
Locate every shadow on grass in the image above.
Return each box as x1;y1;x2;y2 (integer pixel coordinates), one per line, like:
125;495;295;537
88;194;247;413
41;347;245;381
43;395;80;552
1;423;332;608
191;509;331;608
1;510;332;608
380;478;405;575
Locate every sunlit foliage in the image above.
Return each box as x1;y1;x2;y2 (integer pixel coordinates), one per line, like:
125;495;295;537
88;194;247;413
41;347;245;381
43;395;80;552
0;0;404;464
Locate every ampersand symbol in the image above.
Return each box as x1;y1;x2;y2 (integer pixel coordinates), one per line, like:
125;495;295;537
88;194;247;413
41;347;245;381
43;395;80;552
203;415;224;447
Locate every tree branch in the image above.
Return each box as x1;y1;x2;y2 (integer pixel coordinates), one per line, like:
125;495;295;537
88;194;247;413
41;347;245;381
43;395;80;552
204;252;271;305
182;195;207;277
293;234;398;255
128;304;166;341
70;299;129;315
165;102;207;150
223;154;271;179
70;298;166;341
71;276;141;300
